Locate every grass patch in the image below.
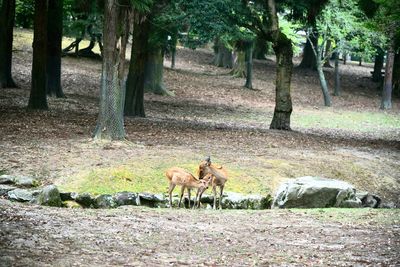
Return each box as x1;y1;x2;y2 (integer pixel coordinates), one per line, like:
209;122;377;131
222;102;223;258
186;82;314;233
292;109;400;132
293;208;400;225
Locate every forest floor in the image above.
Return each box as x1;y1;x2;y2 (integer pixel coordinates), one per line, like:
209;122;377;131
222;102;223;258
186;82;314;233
0;30;400;265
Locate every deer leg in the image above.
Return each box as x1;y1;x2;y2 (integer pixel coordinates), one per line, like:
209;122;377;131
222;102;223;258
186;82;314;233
178;186;185;208
187;188;191;209
168;183;176;208
219;185;225;210
212;185;217;210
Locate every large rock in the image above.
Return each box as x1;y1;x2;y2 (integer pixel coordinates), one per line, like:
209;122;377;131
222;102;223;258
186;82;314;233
272;176;362;209
7;189;34;202
114;192;139;206
221;192;272;209
13;176;39;188
138;193;166;208
36;185;63;207
356;191;381;208
0;175;14;185
0;184;17;196
72;193;95;208
95;194;118;209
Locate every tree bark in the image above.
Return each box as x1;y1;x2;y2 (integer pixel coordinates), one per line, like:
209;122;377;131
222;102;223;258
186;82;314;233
124;12;151;117
0;0;17;88
46;0;64;98
244;41;253;89
299;34;317;69
334;52;340;96
213;39;233;68
381;44;395;110
93;0;126;140
253;36;268;60
372;47;384;82
323;39;333;68
315;47;331;106
144;47;173;96
393;53;399;95
231;51;246;78
28;0;48;110
266;0;293;130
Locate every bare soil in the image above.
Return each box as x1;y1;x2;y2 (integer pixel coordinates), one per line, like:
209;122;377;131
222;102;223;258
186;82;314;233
1;35;400;265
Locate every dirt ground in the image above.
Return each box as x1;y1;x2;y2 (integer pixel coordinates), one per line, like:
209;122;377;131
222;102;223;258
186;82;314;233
1;199;399;266
1;35;400;265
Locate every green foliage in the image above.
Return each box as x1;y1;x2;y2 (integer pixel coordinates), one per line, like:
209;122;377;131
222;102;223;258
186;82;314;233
279;17;302;56
15;0;34;28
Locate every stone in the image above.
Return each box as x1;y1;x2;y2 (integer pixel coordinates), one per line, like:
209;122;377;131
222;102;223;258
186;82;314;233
356;191;381;208
0;184;17;196
114;192;139;206
138;193;166;207
36;185;63;207
60;192;74;201
13;176;39;188
0;175;15;185
272;176;362;209
73;193;95;208
219;192;272;209
63;200;82;208
95;194;118;209
7;189;34;202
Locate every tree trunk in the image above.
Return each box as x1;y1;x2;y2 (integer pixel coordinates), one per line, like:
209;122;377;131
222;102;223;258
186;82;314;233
381;45;394;110
323;40;333;68
93;0;126;140
46;0;64;98
144;47;173;96
244;41;253;89
393;53;399;96
334;52;340;96
265;0;293;130
231;51;246;78
372;48;384;82
253;36;268;60
124;12;151;117
0;0;17;88
213;39;232;68
299;34;317;69
28;0;48;110
343;52;347;65
316;51;331;106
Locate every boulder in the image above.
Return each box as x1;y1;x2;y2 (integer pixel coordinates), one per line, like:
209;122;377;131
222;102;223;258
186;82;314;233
114;192;139;206
13;176;39;188
356;191;381;208
7;189;34;202
60;192;74;201
72;193;95;208
138;193;166;207
36;185;63;207
0;175;15;185
272;176;362;209
221;192;272;209
0;184;17;196
95;194;118;209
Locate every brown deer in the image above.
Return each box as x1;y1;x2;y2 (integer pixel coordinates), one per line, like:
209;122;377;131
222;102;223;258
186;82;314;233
197;156;228;209
165;167;211;208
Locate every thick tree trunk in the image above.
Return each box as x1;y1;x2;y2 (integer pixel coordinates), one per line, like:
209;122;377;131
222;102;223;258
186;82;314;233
213;39;233;68
46;0;64;98
28;0;48;110
124;13;151;117
231;51;246;78
270;33;293;130
381;45;395;110
244;41;253;89
253;36;268;60
0;0;17;88
372;48;384;82
299;34;317;69
334;52;340;96
93;0;126;140
144;48;173;96
393;53;399;96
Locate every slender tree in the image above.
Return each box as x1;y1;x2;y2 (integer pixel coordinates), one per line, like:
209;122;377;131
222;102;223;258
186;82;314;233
28;0;48;110
0;0;17;88
46;0;64;97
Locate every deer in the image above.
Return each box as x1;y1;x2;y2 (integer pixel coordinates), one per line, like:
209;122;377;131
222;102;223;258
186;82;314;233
165;167;211;209
197;156;228;210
